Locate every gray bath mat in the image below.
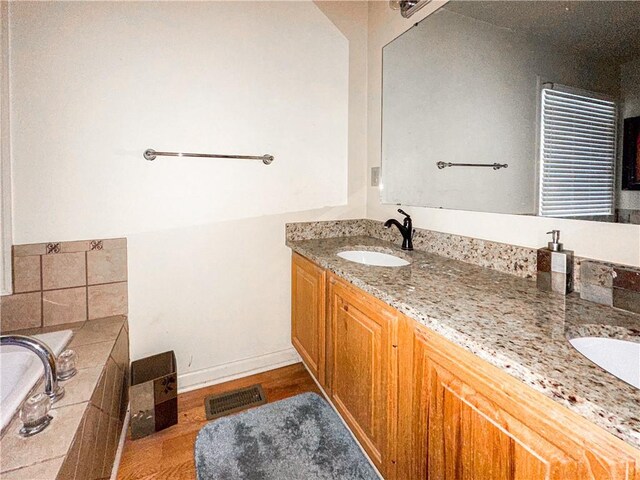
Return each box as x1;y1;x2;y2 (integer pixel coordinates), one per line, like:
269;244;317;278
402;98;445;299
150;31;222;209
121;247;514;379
194;392;379;480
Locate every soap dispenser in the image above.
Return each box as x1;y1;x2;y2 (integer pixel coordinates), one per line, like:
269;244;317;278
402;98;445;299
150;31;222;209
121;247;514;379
536;230;574;295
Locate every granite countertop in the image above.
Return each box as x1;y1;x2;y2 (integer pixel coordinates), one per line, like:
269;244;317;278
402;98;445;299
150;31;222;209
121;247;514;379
287;236;640;449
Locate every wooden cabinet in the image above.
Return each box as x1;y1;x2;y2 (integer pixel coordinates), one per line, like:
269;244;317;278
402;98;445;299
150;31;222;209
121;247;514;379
326;273;398;478
291;253;326;386
291;253;639;480
397;317;640;480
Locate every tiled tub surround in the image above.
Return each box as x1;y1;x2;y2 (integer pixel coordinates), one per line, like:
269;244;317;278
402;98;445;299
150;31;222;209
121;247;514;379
286;234;640;449
1;238;128;332
0;316;129;480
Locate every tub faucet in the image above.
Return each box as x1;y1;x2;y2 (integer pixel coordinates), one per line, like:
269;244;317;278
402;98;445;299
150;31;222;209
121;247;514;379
0;335;65;402
384;208;414;251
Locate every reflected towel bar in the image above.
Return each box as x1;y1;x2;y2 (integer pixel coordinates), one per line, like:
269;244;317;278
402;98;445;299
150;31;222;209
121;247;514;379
144;149;274;165
437;161;508;170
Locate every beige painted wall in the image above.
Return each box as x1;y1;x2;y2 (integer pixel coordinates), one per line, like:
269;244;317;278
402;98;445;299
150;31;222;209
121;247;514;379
9;1;368;390
367;1;640;267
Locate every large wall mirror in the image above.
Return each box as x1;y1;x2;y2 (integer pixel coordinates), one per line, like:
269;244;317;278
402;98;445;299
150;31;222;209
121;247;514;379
382;1;640;224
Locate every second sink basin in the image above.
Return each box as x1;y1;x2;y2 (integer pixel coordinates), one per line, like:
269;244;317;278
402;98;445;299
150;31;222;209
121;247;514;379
569;337;639;389
337;250;410;267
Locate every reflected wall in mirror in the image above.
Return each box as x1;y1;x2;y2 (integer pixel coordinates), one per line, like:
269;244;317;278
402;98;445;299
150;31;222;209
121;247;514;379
382;1;640;224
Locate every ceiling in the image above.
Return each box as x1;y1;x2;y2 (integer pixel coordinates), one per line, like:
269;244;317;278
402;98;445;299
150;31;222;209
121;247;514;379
442;1;640;64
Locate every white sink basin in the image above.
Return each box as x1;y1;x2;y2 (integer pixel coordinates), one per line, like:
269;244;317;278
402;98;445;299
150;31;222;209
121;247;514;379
337;250;410;267
569;337;639;389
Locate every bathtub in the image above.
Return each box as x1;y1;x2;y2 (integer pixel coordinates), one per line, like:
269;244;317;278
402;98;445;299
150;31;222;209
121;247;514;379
0;329;73;432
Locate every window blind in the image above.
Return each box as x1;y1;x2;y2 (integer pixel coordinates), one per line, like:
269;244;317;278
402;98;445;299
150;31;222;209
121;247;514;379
539;87;617;217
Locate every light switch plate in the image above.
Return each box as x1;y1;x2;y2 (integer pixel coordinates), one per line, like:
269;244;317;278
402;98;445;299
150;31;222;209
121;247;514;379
371;167;380;187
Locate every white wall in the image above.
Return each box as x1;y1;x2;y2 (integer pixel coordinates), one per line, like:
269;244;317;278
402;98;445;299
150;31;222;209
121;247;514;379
0;1;11;296
382;7;618;215
620;57;640;211
367;1;640;267
10;1;368;390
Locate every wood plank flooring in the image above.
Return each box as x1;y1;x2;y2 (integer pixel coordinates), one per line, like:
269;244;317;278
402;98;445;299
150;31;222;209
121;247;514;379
116;363;320;480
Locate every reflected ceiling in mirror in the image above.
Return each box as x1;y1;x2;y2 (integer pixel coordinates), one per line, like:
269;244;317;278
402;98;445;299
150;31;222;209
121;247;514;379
381;1;640;224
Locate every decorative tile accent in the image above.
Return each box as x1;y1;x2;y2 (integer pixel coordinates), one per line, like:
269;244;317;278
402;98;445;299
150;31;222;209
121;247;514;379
42;287;87;326
46;242;61;254
12;255;41;293
90;240;104;251
2;237;128;332
42;252;86;290
0;292;42;330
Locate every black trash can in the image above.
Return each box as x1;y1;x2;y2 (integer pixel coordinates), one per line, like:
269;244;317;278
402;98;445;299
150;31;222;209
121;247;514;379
130;351;178;439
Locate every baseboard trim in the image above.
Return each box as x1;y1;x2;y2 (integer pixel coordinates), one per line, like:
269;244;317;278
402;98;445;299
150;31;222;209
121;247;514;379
300;361;384;480
110;406;130;480
177;347;301;394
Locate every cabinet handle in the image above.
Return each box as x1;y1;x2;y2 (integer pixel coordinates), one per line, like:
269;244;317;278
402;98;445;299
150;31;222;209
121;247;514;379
343;305;349;312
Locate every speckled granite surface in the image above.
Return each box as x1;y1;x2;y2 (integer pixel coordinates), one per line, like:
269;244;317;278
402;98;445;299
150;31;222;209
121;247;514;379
287;219;539;278
287;235;640;449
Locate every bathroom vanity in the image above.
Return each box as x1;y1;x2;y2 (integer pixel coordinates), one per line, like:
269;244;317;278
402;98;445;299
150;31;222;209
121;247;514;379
289;232;640;480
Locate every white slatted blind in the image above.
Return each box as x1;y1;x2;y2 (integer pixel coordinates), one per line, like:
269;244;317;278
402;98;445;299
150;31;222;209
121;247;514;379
539;87;617;217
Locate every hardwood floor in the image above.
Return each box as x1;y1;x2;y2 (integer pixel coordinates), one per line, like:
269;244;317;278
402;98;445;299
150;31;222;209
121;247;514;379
116;363;320;480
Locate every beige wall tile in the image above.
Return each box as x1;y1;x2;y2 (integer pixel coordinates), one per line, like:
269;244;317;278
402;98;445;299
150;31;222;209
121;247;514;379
42;287;87;326
1;292;42;331
87;248;127;285
13;255;41;293
0;456;64;480
102;238;127;250
88;283;128;319
59;240;91;253
42;252;86;290
13;243;46;257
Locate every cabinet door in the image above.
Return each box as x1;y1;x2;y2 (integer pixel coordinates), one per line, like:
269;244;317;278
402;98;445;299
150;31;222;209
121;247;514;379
327;273;398;478
291;253;326;385
398;318;640;480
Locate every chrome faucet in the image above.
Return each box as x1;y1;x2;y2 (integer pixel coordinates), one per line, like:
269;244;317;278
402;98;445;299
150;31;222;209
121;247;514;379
0;335;65;402
384;208;414;251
